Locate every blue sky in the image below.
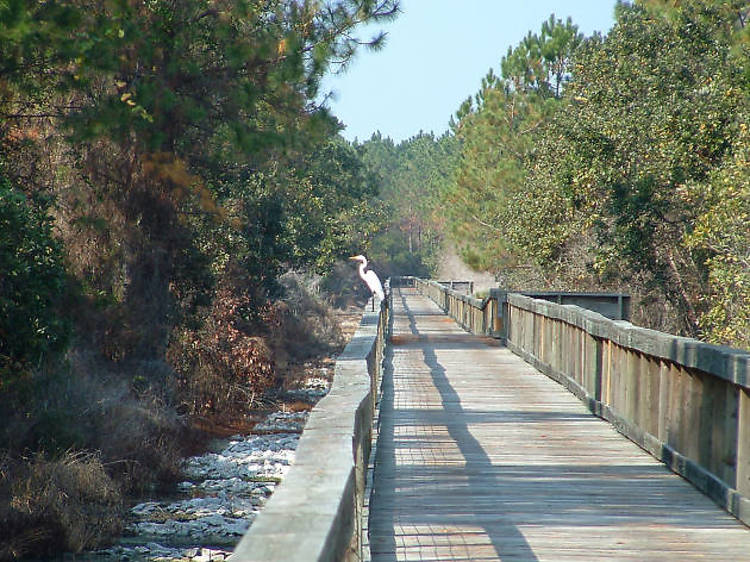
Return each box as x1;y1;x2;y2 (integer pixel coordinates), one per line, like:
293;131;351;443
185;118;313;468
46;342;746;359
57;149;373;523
320;1;618;143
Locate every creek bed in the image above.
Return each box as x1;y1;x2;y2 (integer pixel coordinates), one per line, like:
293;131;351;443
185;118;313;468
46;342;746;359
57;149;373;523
84;373;332;561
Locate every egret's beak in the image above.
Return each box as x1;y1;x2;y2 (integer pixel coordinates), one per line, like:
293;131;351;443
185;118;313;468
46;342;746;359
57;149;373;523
348;256;358;260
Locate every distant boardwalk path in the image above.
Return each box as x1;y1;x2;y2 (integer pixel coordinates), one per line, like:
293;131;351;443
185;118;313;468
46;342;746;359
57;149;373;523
367;288;750;561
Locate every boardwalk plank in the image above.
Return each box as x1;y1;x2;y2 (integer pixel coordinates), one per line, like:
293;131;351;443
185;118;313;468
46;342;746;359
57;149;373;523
367;288;750;561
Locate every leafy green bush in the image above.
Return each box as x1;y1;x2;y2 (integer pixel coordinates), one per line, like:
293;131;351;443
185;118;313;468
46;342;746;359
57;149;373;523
0;176;69;379
686;128;750;348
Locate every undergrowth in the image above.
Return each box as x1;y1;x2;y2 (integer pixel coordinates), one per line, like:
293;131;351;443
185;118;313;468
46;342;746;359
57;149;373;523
0;267;353;560
0;452;122;559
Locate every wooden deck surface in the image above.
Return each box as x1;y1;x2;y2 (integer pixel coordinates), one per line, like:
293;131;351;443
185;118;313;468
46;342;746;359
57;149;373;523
367;288;750;561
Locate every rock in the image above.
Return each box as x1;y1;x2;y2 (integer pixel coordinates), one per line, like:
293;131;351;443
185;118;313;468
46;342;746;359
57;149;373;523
132;501;163;517
83;407;305;560
201;514;226;527
252;411;309;433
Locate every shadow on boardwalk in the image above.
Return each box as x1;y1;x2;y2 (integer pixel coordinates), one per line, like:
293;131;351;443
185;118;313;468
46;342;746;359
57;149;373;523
368;289;750;561
371;291;539;561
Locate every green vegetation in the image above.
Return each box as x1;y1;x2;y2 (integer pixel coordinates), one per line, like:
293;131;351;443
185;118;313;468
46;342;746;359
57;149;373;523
444;1;750;345
0;176;69;381
445;14;583;280
360;131;458;277
0;0;397;557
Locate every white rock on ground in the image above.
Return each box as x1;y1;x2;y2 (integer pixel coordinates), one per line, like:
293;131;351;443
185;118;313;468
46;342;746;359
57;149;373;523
90;409;308;561
283;374;331;402
252;411;309;433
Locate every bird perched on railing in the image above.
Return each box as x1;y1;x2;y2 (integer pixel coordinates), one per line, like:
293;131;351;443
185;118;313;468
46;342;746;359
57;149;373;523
349;255;384;311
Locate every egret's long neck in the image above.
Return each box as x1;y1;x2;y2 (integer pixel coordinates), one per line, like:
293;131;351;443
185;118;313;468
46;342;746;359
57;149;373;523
359;261;367;276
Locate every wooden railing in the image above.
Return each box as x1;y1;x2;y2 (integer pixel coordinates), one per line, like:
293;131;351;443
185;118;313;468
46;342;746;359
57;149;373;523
229;292;390;562
403;276;750;526
505;294;750;526
396;276;505;337
435;280;474;294
519;291;630;321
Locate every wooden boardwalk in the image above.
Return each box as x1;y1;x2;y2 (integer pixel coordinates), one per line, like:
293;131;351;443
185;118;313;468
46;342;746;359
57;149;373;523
367;288;750;561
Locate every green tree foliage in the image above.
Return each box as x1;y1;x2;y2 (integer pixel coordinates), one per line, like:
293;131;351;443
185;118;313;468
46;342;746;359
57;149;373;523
448;74;550;274
635;0;749;31
685;126;750;346
504;2;749;337
0;173;69;381
1;0;398;359
445;15;582;278
1;0;399;151
285;140;387;271
632;1;750;89
361;131;457;277
501;15;583;98
207;139;388;294
440;4;750;345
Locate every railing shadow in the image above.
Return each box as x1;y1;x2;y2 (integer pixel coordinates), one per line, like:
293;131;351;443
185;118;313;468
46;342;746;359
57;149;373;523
370;317;398;560
406;291;539;561
370;289;539;561
369;287;750;561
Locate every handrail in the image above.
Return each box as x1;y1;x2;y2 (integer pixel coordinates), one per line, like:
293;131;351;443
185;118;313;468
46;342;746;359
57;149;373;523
519;291;630;321
229;292;390;562
402;275;750;527
504;293;750;526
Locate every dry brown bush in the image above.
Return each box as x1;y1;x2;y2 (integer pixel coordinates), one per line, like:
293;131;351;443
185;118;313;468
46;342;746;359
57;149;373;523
168;281;278;420
0;451;123;560
167;270;347;421
277;271;345;359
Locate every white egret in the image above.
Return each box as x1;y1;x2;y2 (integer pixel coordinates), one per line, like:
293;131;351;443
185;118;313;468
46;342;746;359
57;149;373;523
349;255;384;310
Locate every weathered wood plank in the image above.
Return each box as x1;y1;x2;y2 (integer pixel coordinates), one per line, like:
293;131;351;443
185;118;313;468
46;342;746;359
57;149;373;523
368;288;750;561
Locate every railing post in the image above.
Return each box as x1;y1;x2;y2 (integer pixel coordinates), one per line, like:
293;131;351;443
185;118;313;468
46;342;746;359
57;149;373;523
737;388;750;501
489;289;508;342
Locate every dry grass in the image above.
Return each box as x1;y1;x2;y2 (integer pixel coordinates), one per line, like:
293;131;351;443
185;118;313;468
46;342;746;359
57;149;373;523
0;269;362;560
0;451;123;560
91;396;189;493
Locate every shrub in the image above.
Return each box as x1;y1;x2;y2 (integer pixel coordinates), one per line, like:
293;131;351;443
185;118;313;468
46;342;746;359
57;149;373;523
35;354;189;494
91;394;188;494
0;451;123;560
320;260;370;308
0;176;69;382
168;281;277;420
278;271;344;358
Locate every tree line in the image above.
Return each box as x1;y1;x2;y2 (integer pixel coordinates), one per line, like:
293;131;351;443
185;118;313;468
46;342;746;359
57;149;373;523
389;0;750;348
0;1;400;557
